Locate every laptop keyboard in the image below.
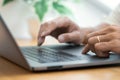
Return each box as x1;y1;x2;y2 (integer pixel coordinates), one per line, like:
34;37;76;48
21;47;81;63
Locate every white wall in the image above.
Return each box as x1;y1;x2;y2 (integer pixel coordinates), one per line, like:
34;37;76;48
0;0;118;39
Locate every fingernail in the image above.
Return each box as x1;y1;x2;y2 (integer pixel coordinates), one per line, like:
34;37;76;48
38;38;43;46
82;48;86;54
58;35;65;43
82;44;89;54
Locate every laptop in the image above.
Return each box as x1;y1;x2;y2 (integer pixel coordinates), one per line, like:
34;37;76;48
0;15;120;71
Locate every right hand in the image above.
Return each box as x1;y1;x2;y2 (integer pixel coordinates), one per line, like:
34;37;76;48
37;17;86;46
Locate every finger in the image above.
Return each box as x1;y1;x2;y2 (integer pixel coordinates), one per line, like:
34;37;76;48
38;37;45;46
95;51;109;57
88;34;112;45
82;43;109;57
87;27;113;39
58;31;81;44
110;40;120;53
89;45;96;53
37;17;70;45
94;42;111;52
95;39;120;54
38;17;71;39
82;44;96;54
82;44;97;54
38;21;57;39
82;44;90;54
37;22;53;46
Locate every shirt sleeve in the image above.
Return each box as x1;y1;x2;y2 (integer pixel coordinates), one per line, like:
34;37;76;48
104;4;120;26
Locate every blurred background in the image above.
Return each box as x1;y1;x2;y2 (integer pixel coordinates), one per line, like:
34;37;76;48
0;0;120;40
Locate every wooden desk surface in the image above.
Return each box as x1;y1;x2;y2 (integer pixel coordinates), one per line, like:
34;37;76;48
0;38;120;80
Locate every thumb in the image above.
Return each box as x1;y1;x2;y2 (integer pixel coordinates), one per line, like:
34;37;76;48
58;31;81;44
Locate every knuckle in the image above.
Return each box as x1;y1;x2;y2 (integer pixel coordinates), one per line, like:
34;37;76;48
109;40;119;51
107;25;118;31
76;31;81;36
65;34;70;39
86;34;90;39
41;22;48;28
94;43;100;50
43;22;49;27
94;43;106;51
39;24;44;32
49;21;56;26
56;16;71;27
63;16;71;23
109;33;114;38
40;23;44;28
109;33;118;39
88;37;94;45
41;20;56;29
86;34;91;40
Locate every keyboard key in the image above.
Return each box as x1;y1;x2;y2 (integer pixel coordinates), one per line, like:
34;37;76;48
20;47;81;63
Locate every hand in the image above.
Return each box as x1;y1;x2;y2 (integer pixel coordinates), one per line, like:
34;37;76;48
82;25;120;57
38;17;88;46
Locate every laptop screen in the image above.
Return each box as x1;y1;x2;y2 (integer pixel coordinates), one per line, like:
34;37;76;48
0;15;29;68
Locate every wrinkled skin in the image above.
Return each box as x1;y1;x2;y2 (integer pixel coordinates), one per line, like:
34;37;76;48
38;17;120;57
38;17;92;45
83;25;120;57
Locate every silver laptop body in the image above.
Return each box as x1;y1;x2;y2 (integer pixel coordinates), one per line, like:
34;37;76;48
0;15;120;71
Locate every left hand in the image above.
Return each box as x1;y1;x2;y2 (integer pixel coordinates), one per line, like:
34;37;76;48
82;25;120;57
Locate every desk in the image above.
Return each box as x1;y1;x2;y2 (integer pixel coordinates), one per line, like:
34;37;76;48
0;39;120;80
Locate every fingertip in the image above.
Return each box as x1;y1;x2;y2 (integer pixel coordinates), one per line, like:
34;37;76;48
82;49;87;54
82;44;90;54
37;43;41;46
37;37;44;46
37;41;42;46
82;48;88;54
58;35;65;43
